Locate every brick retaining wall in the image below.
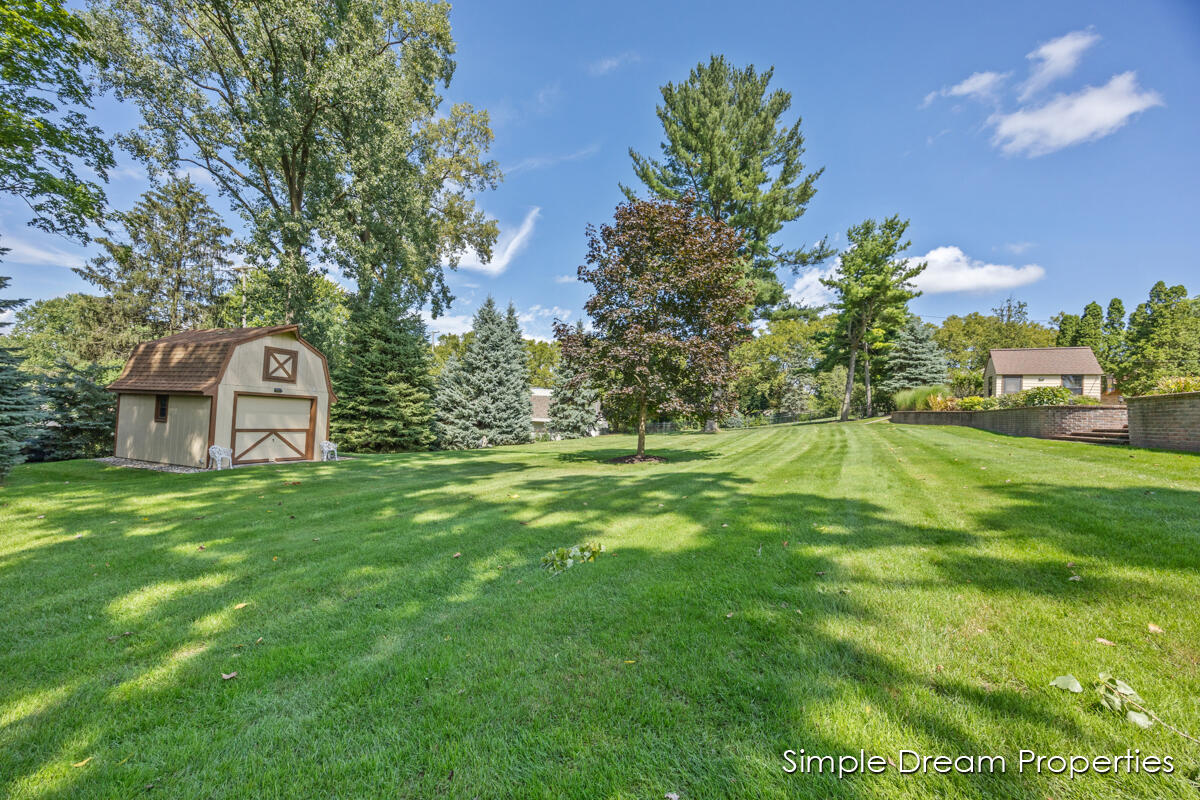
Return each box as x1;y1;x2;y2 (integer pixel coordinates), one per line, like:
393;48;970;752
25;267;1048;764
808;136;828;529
889;406;1128;440
1126;392;1200;453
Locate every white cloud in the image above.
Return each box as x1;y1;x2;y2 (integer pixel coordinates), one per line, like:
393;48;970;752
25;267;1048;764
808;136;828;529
1004;241;1035;254
588;52;639;76
554;274;576;284
455;207;540;276
990;72;1163;157
787;265;837;307
505;144;600;176
922;71;1010;107
0;308;15;327
1019;29;1100;101
518;304;571;325
0;236;85;268
421;310;474;336
913;246;1045;293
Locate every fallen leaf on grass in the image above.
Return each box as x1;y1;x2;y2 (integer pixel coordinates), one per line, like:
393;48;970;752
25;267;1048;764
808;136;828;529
1068;575;1082;581
815;571;826;576
284;481;301;486
72;757;92;768
36;515;45;519
1148;623;1163;634
106;631;133;642
197;545;206;551
624;660;636;664
74;534;83;539
452;552;462;558
1095;637;1116;647
221;672;238;680
725;612;734;618
234;602;249;610
666;793;680;800
1049;674;1083;693
255;637;263;644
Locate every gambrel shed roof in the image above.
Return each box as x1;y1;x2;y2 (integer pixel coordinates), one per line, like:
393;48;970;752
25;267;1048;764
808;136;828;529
108;325;335;397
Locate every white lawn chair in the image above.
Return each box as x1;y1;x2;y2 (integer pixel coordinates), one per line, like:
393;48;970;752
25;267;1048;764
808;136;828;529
320;441;338;461
209;445;233;470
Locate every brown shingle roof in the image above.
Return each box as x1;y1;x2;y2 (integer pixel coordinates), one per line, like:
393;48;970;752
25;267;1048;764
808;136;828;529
108;325;299;394
987;346;1103;375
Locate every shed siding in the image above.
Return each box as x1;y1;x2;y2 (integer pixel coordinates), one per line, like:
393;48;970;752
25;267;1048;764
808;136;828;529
115;394;211;467
211;333;330;454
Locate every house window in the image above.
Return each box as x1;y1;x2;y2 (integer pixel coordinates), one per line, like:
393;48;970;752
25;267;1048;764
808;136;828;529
262;346;298;383
1062;374;1083;395
1002;376;1022;395
154;394;169;422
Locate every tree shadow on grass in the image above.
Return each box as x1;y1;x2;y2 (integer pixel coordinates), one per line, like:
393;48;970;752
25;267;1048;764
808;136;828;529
1;448;1198;798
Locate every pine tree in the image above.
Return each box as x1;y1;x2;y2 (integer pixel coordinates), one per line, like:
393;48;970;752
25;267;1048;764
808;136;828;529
548;322;599;438
881;317;948;393
1075;301;1104;353
1101;298;1126;375
331;300;434;453
0;277;41;481
29;361;116;461
433;298;532;448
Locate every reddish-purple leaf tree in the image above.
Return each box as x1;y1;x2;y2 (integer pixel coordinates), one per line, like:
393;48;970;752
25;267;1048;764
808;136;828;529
555;195;754;460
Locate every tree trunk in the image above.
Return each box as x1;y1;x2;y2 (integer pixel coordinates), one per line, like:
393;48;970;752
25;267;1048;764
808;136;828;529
863;342;873;418
636;397;647;457
704;417;719;433
840;346;858;421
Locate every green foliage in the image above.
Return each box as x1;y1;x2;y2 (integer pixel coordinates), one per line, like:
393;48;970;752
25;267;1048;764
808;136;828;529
733;315;830;413
28;361;116;461
541;542;605;576
1120;282;1200;395
998;386;1073;408
622;55;828;315
226;270;351;370
948;368;984;398
89;0;499;322
525;339;559;387
956;396;998;411
821;216;925;420
430;332;472;376
892;385;952;411
0;0;113;239
936;298;1056;371
434;298;532;449
1054;672;1198;742
330;301;434;453
881;317;948;393
1149;376;1200;395
8;293;140;374
548;323;598;439
75;177;232;338
0;278;41;481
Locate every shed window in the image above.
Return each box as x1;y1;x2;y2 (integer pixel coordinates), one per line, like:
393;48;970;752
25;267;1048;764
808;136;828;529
1062;374;1083;395
1002;376;1022;395
154;394;169;422
263;346;298;383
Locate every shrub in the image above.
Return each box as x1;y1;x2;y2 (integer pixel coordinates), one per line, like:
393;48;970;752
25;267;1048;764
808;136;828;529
892;384;953;411
927;393;958;411
948;368;984;398
998;387;1073;408
956;396;998;411
1149;376;1200;395
1071;395;1102;406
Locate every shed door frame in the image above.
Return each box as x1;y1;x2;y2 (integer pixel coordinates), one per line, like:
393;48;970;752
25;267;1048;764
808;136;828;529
230;391;317;465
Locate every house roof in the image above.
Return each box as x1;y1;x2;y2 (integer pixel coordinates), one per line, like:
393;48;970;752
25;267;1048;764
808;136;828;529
531;388;551;422
109;325;314;395
987;346;1103;375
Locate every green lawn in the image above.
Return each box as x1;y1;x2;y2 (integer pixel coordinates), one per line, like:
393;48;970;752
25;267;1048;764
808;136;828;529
2;422;1199;799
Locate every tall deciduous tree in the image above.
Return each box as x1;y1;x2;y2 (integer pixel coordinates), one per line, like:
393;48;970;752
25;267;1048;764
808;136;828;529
1;0;112;239
89;0;499;325
821;216;924;421
75;177;231;338
881;317;948;393
555;196;753;459
434;297;531;449
936;301;1056;371
622;55;828;316
733;315;830;413
0;276;41;482
330;298;434;453
548;322;598;438
8;292;140;375
1121;282;1200;395
524;339;559;387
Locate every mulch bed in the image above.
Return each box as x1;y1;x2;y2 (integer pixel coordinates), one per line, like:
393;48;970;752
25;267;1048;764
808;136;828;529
607;454;668;464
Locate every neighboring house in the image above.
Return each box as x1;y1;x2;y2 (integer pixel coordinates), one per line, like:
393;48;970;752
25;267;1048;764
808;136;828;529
530;387;552;433
108;325;336;468
983;347;1103;399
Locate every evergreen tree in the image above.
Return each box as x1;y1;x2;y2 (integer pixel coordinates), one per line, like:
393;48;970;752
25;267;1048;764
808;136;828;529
29;362;116;461
622;55;829;315
1121;282;1200;394
1055;313;1080;347
548;322;599;438
1075;301;1104;353
330;300;434;453
881;317;948;393
0;276;41;481
1101;298;1126;375
433;298;532;449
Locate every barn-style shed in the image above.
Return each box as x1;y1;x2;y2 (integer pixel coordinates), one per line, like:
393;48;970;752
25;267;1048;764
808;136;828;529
108;325;336;468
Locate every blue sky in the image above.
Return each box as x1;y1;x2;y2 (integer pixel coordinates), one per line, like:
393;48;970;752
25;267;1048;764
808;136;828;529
3;0;1199;339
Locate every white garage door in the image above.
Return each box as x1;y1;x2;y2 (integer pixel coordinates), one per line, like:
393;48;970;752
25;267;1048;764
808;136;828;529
232;393;315;464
